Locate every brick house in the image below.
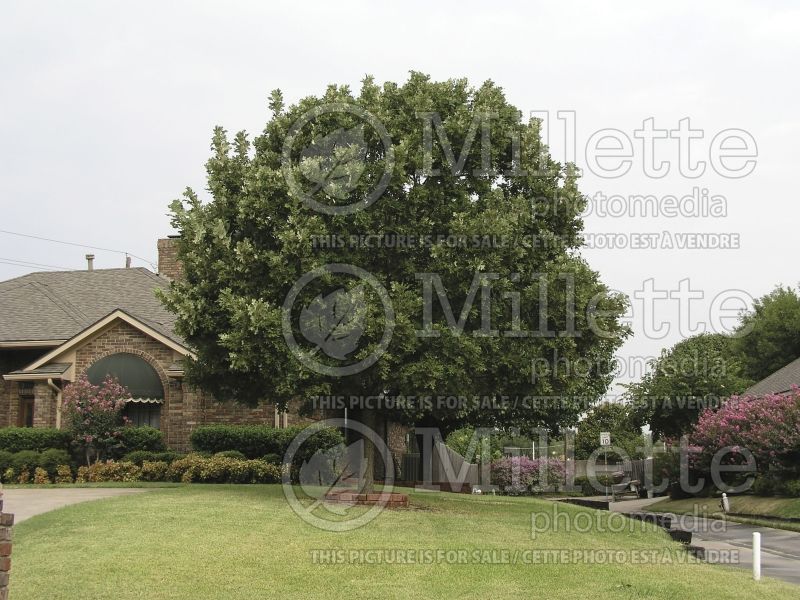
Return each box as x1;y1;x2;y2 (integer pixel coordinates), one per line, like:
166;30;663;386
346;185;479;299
0;239;312;452
0;238;410;466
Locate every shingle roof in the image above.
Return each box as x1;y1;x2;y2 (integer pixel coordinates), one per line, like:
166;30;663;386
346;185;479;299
8;362;71;376
744;356;800;396
0;268;183;345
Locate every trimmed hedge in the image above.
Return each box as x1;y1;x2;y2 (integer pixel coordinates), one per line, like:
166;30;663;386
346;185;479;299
67;455;282;484
190;425;343;465
122;450;184;466
0;448;71;481
0;427;71;452
116;426;166;455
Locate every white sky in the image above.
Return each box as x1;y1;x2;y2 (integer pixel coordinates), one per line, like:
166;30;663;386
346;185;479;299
1;1;798;394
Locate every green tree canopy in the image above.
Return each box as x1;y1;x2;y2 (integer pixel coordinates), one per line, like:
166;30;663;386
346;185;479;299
161;73;630;467
734;285;800;381
574;402;644;461
625;333;751;439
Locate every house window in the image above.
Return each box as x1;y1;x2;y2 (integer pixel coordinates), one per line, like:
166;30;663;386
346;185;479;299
124;403;162;429
86;353;164;429
19;382;34;427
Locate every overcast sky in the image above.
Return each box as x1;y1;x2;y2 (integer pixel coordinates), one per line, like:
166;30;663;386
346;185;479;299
1;1;798;393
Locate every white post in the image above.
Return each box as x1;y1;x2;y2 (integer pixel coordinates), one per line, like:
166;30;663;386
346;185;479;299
752;532;761;581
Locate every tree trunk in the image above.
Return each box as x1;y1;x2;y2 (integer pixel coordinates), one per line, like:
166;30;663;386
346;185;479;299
360;409;378;494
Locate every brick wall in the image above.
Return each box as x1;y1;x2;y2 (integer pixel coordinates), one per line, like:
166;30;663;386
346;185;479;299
157;237;183;281
0;502;12;600
0;380;9;428
31;382;56;428
75;320;178;442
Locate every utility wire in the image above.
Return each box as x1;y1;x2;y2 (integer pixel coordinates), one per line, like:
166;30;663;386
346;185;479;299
0;256;72;270
0;229;157;269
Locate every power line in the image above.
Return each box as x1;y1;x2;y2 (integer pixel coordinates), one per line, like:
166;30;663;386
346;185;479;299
0;256;72;270
0;229;157;269
0;260;68;272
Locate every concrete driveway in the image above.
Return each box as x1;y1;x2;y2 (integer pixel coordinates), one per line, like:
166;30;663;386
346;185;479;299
2;488;149;523
668;515;800;586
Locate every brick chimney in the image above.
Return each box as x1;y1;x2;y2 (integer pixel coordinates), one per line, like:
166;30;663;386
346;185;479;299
157;236;183;280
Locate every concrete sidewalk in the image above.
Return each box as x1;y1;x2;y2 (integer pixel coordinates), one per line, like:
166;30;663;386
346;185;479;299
2;488;149;523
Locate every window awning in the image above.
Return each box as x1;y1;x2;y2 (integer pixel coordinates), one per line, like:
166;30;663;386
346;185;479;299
125;398;164;405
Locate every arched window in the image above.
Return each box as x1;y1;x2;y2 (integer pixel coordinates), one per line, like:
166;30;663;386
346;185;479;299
86;353;164;429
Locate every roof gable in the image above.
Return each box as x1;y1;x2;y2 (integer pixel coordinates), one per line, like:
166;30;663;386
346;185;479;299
23;310;193;373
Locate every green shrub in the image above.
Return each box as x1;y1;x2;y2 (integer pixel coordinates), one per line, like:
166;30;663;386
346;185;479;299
2;468;14;483
249;460;281;483
122;450;183;466
0;427;71;452
752;474;778;497
262;453;282;466
115;426;166;455
214;450;247;460
573;475;615;496
39;449;72;478
783;479;800;498
0;450;14;475
12;450;41;474
190;425;343;465
140;460;169;482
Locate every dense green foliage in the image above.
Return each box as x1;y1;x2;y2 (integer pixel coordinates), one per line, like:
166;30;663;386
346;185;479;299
734;285;800;381
0;427;71;452
625;333;751;438
115;426;166;455
121;450;184;466
190;424;343;463
574;402;645;460
161;73;630;438
0;448;71;481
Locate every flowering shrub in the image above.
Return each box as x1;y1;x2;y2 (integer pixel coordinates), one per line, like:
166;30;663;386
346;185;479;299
62;375;130;465
490;457;566;494
690;389;800;477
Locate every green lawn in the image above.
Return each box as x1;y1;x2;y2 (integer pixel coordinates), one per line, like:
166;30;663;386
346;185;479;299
10;485;795;599
648;495;800;532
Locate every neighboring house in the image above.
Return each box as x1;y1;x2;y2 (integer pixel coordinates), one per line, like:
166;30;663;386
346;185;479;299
743;356;800;397
0;238;304;452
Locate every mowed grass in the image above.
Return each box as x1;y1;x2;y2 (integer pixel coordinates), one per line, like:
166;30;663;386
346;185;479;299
11;485;796;600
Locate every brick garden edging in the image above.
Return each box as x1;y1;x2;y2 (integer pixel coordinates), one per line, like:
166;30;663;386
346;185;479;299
324;490;409;508
0;495;12;600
